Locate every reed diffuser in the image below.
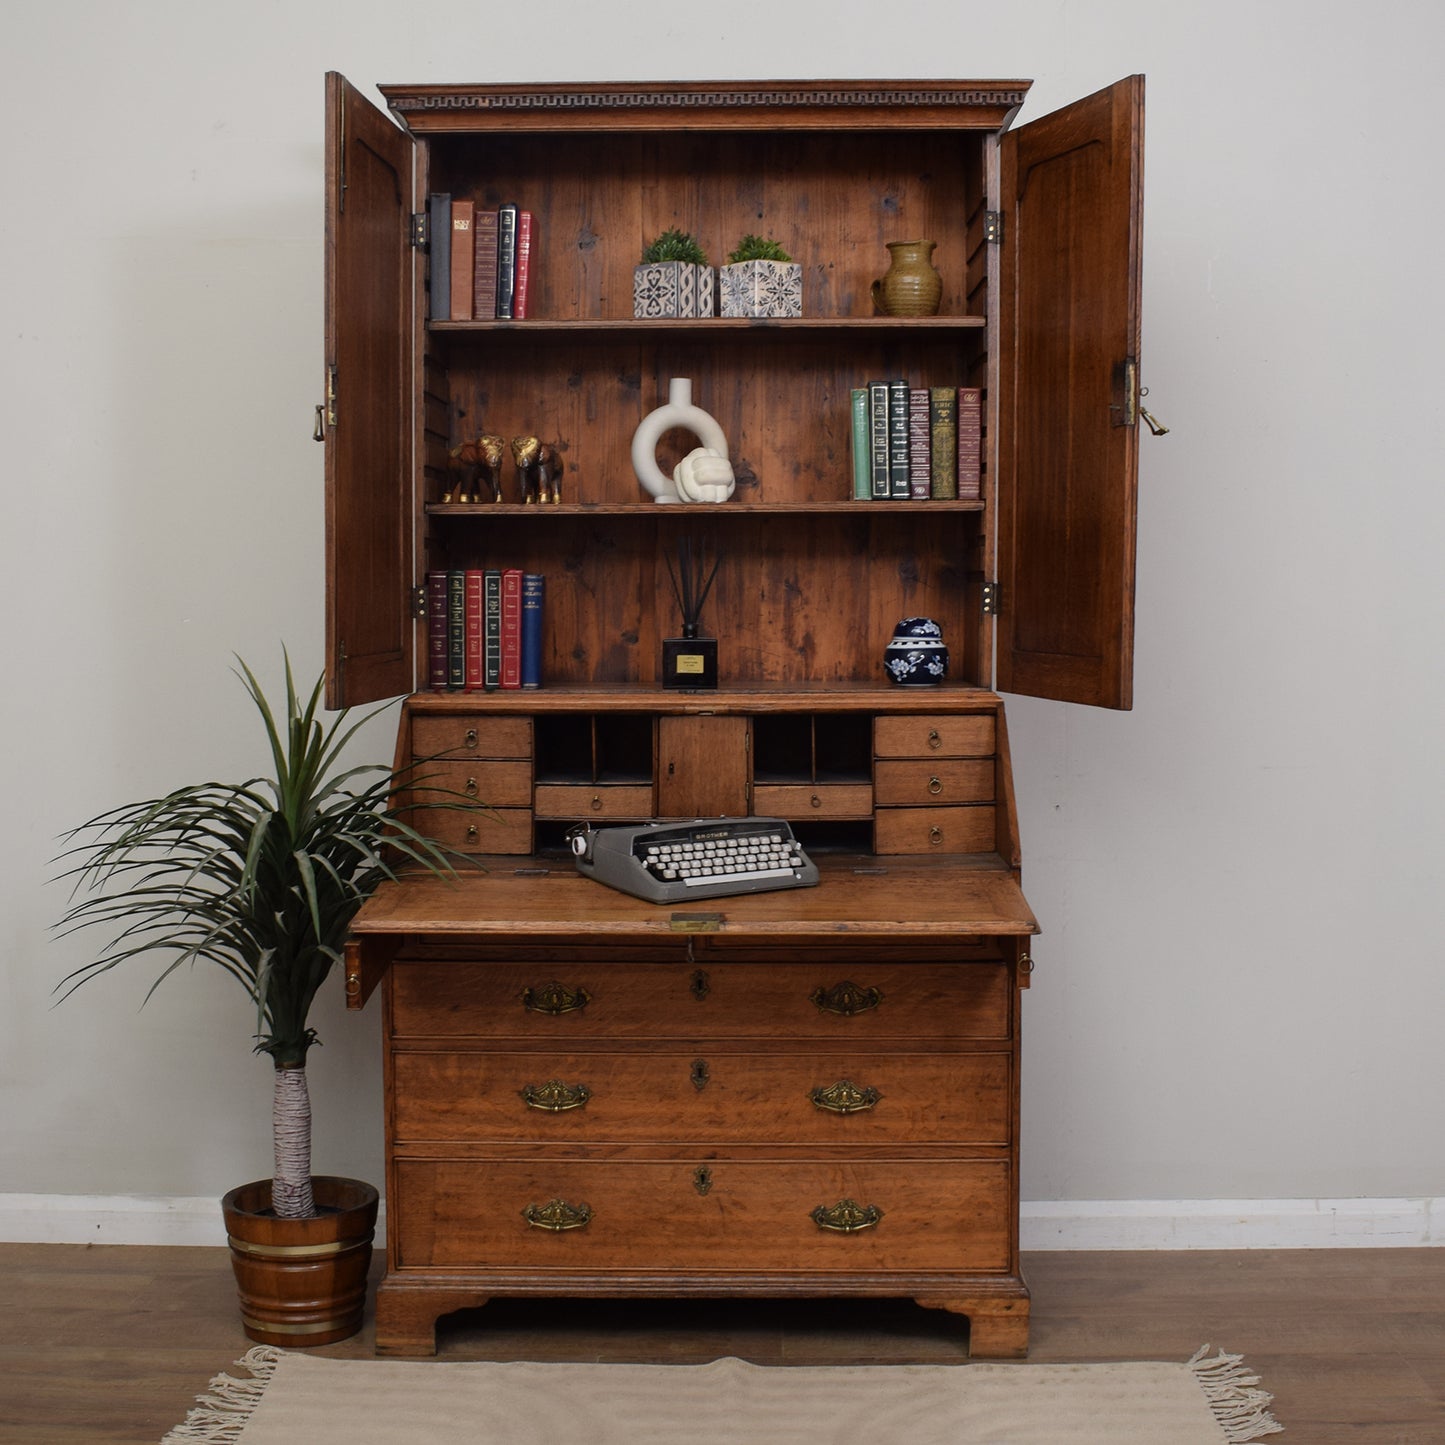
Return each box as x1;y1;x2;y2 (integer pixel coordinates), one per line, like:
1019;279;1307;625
662;535;721;688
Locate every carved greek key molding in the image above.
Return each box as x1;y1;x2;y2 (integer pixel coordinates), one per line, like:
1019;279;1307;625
389;86;1028;116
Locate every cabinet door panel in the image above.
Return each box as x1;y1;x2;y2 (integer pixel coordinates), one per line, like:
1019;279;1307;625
324;74;414;708
997;75;1144;710
657;716;750;818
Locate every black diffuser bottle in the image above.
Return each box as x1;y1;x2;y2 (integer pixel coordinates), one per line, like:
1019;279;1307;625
662;535;720;689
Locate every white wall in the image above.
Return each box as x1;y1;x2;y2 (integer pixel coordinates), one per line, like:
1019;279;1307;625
3;0;1442;1236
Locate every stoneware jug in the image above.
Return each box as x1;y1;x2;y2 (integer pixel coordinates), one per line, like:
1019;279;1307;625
871;239;943;317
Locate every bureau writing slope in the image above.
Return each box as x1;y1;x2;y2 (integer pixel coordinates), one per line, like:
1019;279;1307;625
324;76;1146;1358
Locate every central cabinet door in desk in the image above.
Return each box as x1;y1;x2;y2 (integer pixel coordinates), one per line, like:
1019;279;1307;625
380;939;1022;1346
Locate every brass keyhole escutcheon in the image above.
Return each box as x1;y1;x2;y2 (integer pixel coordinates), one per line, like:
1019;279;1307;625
689;968;711;1001
693;1166;713;1196
691;1058;710;1092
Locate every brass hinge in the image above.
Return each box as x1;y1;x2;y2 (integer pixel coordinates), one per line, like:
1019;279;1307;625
410;585;428;618
981;580;1000;616
984;211;1003;244
410;212;429;248
325;364;338;429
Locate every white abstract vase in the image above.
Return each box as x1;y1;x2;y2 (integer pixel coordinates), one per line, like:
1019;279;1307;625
631;378;730;504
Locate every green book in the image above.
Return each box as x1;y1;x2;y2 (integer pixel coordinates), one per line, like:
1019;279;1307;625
850;387;870;499
929;386;958;499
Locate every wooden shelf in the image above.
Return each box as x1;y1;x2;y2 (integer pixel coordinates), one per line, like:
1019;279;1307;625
427;499;986;516
429;316;988;335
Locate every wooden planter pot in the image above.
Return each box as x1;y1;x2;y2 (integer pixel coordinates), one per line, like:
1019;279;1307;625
222;1175;379;1347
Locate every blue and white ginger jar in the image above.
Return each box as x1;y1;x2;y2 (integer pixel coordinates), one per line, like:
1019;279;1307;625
883;617;949;686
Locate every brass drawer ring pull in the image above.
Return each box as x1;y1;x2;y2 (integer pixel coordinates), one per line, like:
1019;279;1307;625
523;1198;592;1231
811;981;883;1016
928;774;943;795
464;728;478;749
521;981;592;1015
811;1199;883;1233
927;728;942;750
520;1079;591;1112
810;1080;881;1114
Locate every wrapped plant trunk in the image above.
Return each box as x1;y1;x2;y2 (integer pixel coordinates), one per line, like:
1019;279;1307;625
272;1064;314;1218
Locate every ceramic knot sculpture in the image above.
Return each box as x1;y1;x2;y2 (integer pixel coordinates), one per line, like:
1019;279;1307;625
631;378;730;504
673;446;736;503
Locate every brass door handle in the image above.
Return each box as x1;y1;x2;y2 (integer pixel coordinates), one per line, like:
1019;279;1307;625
520;982;592;1015
811;1199;883;1233
810;1080;881;1114
523;1198;592;1231
519;1079;591;1112
811;980;883;1016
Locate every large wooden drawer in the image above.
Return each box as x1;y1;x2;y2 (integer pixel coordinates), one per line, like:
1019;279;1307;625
393;1158;1012;1273
412;715;533;760
874;715;995;759
874;806;997;856
390;961;1012;1042
391;1050;1010;1145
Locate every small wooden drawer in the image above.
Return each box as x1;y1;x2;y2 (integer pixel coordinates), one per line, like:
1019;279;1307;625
874;714;995;759
392;1050;1010;1145
393;1158;1012;1274
751;783;874;819
874;805;997;855
411;714;533;760
390;960;1011;1042
421;806;533;855
412;760;533;810
533;783;655;820
873;759;993;807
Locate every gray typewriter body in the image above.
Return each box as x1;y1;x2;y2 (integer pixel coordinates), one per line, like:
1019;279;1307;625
568;816;820;904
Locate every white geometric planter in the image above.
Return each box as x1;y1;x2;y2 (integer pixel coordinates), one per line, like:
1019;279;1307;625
634;262;714;318
719;260;803;318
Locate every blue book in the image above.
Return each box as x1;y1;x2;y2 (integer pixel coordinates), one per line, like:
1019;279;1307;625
521;573;544;688
428;193;451;321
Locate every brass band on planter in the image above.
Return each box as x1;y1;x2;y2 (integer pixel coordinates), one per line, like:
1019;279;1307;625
523;1198;593;1231
226;1235;360;1259
520;981;592;1015
811;1199;884;1233
520;1078;592;1112
809;1079;881;1114
810;980;883;1016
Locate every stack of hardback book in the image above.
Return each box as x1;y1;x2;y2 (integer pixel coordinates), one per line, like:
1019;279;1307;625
427;569;545;690
428;196;533;322
849;382;982;500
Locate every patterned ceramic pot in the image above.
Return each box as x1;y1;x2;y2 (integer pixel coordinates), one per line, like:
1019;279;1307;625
883;617;949;685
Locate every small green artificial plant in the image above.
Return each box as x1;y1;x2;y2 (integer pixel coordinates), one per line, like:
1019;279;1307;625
54;654;462;1220
641;227;709;266
726;234;792;264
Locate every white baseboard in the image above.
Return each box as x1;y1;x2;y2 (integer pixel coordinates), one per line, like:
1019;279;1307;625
3;1193;1440;1249
1021;1197;1444;1250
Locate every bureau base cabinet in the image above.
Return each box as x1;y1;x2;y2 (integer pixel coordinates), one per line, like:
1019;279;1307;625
327;75;1148;1359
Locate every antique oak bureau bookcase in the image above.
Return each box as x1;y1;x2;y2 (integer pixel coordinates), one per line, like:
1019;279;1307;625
324;75;1146;1357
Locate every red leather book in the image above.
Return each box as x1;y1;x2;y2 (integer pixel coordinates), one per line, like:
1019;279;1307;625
957;386;983;500
500;568;524;689
513;211;533;319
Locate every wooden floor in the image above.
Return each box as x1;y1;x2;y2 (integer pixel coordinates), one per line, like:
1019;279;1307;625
3;1243;1442;1442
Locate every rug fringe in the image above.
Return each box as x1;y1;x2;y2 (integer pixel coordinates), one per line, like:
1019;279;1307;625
1186;1344;1285;1442
160;1346;282;1443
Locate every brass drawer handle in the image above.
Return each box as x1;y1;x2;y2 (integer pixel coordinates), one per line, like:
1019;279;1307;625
929;825;944;846
590;793;603;811
523;1198;592;1231
519;1079;591;1112
521;981;592;1015
465;776;480;797
927;728;942;751
810;1080;881;1114
465;824;478;843
811;980;883;1016
928;774;943;795
464;728;479;749
811;1199;883;1233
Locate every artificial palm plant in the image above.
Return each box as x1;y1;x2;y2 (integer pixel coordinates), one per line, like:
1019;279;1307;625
55;655;458;1219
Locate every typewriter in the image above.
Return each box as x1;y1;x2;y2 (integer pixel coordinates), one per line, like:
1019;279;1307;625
568;816;820;904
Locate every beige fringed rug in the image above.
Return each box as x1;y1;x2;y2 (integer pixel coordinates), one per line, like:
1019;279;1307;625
162;1344;1282;1444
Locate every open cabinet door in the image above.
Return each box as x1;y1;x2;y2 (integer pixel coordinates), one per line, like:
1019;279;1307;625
995;76;1144;710
323;73;415;709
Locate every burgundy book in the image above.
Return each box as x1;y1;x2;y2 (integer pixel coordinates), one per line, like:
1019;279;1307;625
464;569;484;691
500;567;524;688
426;571;448;691
957;386;983;500
512;210;534;319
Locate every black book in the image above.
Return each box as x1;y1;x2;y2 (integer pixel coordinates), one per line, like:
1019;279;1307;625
887;379;911;498
496;203;519;320
428;192;451;322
